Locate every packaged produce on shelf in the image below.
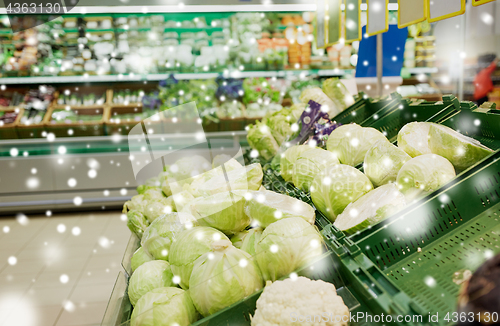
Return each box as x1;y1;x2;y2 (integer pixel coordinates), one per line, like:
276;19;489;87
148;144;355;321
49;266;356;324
113;89;144;104
0;110;19;126
0;91;24;107
49;109;102;124
0;12;352;78
57;92;106;106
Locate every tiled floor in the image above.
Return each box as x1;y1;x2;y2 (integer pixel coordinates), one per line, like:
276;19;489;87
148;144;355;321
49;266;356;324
0;211;130;326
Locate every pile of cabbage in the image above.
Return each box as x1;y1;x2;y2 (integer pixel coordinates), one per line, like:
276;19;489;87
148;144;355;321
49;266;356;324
281;122;493;234
123;154;324;326
247;78;354;160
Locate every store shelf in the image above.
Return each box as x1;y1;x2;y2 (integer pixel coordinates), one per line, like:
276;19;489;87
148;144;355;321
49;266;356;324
0;69;354;85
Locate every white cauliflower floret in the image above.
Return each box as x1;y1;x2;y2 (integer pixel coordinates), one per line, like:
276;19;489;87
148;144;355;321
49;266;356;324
251;276;349;326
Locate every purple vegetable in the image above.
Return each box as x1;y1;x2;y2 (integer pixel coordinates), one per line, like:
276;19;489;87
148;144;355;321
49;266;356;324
289;100;341;146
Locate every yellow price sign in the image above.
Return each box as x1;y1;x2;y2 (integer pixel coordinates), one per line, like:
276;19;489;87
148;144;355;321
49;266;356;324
326;0;342;46
367;0;388;36
345;0;361;42
427;0;465;23
398;0;427;28
472;0;495;6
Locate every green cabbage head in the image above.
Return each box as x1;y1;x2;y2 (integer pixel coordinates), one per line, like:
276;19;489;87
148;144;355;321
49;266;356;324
196;163;263;197
327;124;389;166
128;260;175;306
292;148;340;191
322;78;355;111
141;212;198;261
130;287;199;326
244;190;315;228
280;145;313;182
256;217;323;281
144;197;175;223
212;155;243;171
143;188;165;201
127;210;150;240
397;122;433;157
166;155;212;182
131;247;153;273
363;140;411;187
123;194;146;214
247;121;280;160
169;226;229;289
189;240;263;317
334;184;406;234
428;124;493;171
239;228;263;257
183;191;250;235
310;164;373;222
300;87;340;117
396;154;456;202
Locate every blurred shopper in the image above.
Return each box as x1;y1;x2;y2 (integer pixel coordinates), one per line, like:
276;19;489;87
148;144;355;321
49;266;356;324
474;57;498;106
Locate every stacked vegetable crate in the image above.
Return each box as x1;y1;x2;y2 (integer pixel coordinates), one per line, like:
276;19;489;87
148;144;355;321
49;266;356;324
16;109;49;139
0;106;23;139
263;96;500;325
45;105;109;137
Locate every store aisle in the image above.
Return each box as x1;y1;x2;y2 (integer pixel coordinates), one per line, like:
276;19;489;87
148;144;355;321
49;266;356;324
0;211;130;326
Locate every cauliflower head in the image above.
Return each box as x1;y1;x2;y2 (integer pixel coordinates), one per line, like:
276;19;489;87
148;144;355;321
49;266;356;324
251;276;349;326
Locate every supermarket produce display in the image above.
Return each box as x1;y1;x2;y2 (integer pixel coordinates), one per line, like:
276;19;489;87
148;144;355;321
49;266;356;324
108;76;500;325
0;12;357;79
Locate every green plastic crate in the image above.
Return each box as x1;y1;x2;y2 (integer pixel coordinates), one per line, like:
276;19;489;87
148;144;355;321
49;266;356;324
364;95;461;141
323;149;500;325
331;92;398;126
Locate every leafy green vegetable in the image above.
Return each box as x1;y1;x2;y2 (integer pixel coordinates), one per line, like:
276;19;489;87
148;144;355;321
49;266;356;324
189;240;263;317
169;226;230;289
299;87;340;118
280;145;313;182
144;197;175;223
127;210;150;239
247;121;280;160
396;154;456;202
322;78;355;112
244;190;315;228
128;260;175;306
256;217;323;281
334;184;406;234
327;124;389;166
363;140;411;187
141;212;198;261
123;194;146;214
184;191;250;235
196;163;263;197
428;124;493;171
239;228;263;257
131;247;153;273
397;122;433;157
292;148;340;192
130;287;199;326
310;164;373;222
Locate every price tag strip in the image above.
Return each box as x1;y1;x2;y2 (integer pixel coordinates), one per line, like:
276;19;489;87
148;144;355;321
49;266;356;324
345;0;362;43
367;0;389;36
427;0;466;23
398;0;427;28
